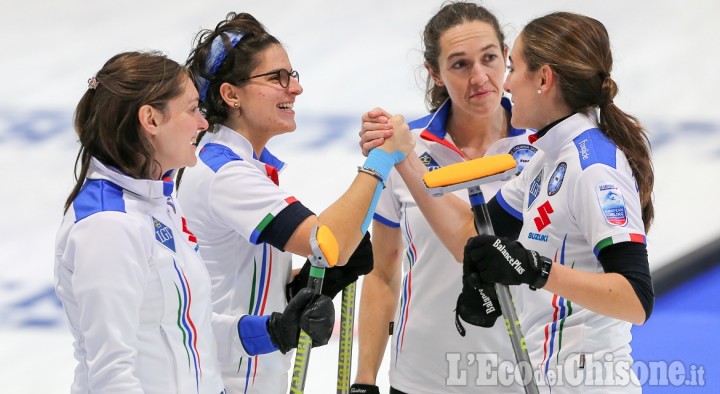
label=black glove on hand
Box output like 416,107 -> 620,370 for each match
267,288 -> 335,354
299,290 -> 335,347
455,272 -> 503,335
464,235 -> 552,290
349,383 -> 380,394
287,232 -> 374,300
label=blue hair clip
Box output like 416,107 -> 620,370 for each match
197,30 -> 245,102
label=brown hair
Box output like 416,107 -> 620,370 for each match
521,12 -> 654,231
185,12 -> 280,131
177,12 -> 280,189
423,1 -> 505,111
65,51 -> 189,213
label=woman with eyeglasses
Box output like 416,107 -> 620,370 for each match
176,12 -> 415,393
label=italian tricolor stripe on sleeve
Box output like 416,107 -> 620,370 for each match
249,196 -> 299,244
593,233 -> 646,257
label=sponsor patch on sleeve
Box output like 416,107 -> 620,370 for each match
595,183 -> 627,226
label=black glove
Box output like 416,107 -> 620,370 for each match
299,290 -> 335,347
349,383 -> 380,394
287,232 -> 374,300
267,288 -> 335,354
464,235 -> 552,290
455,272 -> 503,335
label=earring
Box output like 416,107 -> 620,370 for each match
233,102 -> 239,108
537,89 -> 542,95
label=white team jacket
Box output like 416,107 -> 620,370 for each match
177,125 -> 295,394
55,158 -> 248,394
497,112 -> 645,393
374,98 -> 534,394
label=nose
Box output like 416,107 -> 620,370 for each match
197,112 -> 209,130
288,76 -> 303,95
469,63 -> 489,85
503,75 -> 511,94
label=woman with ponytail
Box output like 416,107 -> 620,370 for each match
365,11 -> 654,392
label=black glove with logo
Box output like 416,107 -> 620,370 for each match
267,288 -> 335,354
287,232 -> 374,300
455,270 -> 503,335
349,383 -> 380,394
464,235 -> 552,290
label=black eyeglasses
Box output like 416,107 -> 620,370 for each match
239,69 -> 299,88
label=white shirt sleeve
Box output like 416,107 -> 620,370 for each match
208,160 -> 296,243
63,212 -> 151,393
571,159 -> 646,255
211,312 -> 250,363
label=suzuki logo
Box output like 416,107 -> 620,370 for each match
534,201 -> 554,231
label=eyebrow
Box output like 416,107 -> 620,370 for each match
447,43 -> 498,60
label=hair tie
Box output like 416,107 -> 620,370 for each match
87,77 -> 99,90
196,30 -> 245,102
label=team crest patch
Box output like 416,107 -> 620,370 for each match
527,168 -> 544,210
419,152 -> 441,171
509,144 -> 537,174
547,162 -> 567,196
153,217 -> 176,252
596,183 -> 627,226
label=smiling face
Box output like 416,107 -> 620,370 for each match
233,44 -> 302,138
150,76 -> 208,174
428,20 -> 507,118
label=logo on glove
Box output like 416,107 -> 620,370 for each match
478,288 -> 496,315
492,238 -> 525,275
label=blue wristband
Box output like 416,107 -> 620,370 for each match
237,315 -> 277,355
363,149 -> 405,181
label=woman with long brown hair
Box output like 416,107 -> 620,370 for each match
55,51 -> 334,393
366,11 -> 654,393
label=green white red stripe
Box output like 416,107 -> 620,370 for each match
593,233 -> 645,257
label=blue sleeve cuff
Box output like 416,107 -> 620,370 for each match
373,213 -> 400,228
237,315 -> 278,355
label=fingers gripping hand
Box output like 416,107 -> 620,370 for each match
463,235 -> 552,289
359,107 -> 394,157
378,115 -> 415,158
